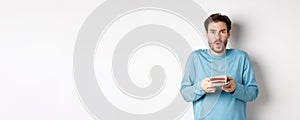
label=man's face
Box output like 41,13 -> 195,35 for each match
206,21 -> 230,54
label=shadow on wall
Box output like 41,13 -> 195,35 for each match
229,23 -> 242,49
230,23 -> 270,120
247,59 -> 269,120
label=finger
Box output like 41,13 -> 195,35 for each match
223,86 -> 235,93
207,90 -> 216,93
222,82 -> 231,88
207,86 -> 216,89
222,85 -> 231,91
205,78 -> 211,82
221,87 -> 228,92
227,76 -> 233,81
225,85 -> 231,88
207,87 -> 216,93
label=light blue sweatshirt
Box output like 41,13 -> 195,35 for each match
180,49 -> 259,120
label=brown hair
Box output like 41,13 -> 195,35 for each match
204,13 -> 232,32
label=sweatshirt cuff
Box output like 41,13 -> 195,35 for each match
194,82 -> 205,95
231,82 -> 244,99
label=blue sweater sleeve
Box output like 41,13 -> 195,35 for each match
180,52 -> 206,102
232,53 -> 259,102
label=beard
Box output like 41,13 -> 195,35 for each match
208,39 -> 228,53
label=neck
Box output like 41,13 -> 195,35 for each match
210,49 -> 226,56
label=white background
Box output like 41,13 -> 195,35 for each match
1,0 -> 300,120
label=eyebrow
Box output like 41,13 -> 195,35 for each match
220,29 -> 227,31
209,28 -> 227,31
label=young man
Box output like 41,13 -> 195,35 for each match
180,13 -> 259,120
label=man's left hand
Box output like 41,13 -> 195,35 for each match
221,76 -> 236,93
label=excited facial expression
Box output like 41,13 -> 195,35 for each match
206,21 -> 230,54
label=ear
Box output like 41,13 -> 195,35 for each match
227,30 -> 231,39
204,30 -> 208,38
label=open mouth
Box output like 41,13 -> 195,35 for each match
214,40 -> 222,46
214,42 -> 223,48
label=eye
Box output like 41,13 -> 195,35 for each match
221,31 -> 227,34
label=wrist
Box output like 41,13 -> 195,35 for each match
230,88 -> 236,94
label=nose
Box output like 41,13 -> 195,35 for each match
214,32 -> 221,40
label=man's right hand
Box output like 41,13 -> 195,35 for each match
201,78 -> 216,93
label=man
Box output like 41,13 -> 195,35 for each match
180,13 -> 259,120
